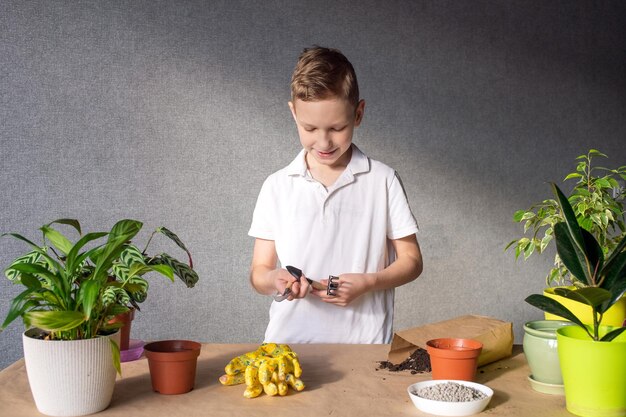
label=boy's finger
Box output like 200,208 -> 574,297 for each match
291,281 -> 301,297
309,289 -> 324,297
297,279 -> 310,297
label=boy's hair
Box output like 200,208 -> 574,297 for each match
290,46 -> 359,106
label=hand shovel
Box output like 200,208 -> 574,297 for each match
272,266 -> 326,302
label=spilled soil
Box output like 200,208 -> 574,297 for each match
376,347 -> 431,374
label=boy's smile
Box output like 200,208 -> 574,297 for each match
289,97 -> 365,174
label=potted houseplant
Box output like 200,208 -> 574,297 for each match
1,218 -> 199,416
525,183 -> 626,417
107,225 -> 199,351
507,149 -> 626,325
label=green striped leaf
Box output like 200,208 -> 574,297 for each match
157,227 -> 194,268
102,286 -> 130,307
150,254 -> 198,288
120,245 -> 146,267
24,310 -> 85,332
5,250 -> 42,281
92,220 -> 142,282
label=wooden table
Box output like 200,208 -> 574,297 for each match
0,344 -> 570,416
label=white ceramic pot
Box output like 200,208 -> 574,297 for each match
22,328 -> 120,417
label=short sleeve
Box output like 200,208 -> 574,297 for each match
387,171 -> 419,240
248,177 -> 276,240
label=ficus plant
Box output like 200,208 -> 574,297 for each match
525,184 -> 626,342
506,150 -> 626,287
1,219 -> 199,372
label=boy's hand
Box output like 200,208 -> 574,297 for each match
270,268 -> 310,301
310,273 -> 376,307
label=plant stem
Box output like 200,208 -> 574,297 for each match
142,231 -> 157,255
593,307 -> 599,341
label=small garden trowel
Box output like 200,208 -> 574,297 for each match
272,265 -> 328,302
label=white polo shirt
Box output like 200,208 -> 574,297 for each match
249,144 -> 418,344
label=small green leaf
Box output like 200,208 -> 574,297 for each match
10,263 -> 67,297
144,264 -> 174,281
564,173 -> 583,181
78,280 -> 101,319
65,232 -> 108,274
525,294 -> 588,332
47,219 -> 82,235
19,273 -> 42,290
40,225 -> 73,255
523,241 -> 536,260
595,178 -> 612,188
1,287 -> 37,329
601,327 -> 626,342
504,239 -> 517,251
513,210 -> 526,222
540,234 -> 553,252
109,338 -> 122,375
553,287 -> 611,309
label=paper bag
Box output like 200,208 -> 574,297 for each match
388,315 -> 513,367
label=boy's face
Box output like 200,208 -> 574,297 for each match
289,97 -> 365,170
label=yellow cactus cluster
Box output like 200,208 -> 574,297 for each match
219,343 -> 305,398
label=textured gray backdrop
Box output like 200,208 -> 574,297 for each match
1,0 -> 625,369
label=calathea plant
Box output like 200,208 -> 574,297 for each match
525,184 -> 626,341
506,150 -> 626,287
1,219 -> 199,371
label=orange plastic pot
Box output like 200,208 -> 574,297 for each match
426,338 -> 483,381
144,340 -> 201,395
108,308 -> 135,351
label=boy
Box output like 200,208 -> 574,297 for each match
248,46 -> 423,344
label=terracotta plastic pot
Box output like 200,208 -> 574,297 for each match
426,338 -> 483,381
143,340 -> 201,395
108,308 -> 135,351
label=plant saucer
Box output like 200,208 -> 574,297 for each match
527,375 -> 564,396
121,339 -> 145,362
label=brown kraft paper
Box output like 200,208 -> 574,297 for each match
388,315 -> 514,367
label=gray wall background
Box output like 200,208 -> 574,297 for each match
1,0 -> 625,369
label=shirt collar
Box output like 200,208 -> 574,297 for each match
285,144 -> 370,177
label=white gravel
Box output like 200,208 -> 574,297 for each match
415,382 -> 487,402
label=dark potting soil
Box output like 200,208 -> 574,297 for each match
376,347 -> 431,374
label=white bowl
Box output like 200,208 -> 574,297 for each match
407,380 -> 494,416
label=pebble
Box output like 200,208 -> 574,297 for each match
415,382 -> 487,402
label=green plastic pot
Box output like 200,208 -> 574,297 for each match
557,325 -> 626,417
523,320 -> 572,386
